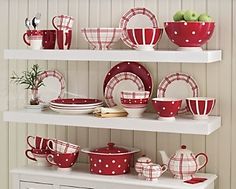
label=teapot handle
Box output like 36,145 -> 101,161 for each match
161,164 -> 168,174
195,152 -> 208,170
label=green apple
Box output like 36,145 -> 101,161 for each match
198,13 -> 213,22
173,11 -> 185,21
184,10 -> 199,21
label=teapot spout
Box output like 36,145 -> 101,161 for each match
159,150 -> 170,165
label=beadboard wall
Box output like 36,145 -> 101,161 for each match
0,0 -> 235,189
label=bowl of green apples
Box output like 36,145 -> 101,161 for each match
164,10 -> 215,51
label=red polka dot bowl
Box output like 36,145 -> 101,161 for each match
127,28 -> 163,51
152,98 -> 182,121
186,97 -> 216,120
164,22 -> 215,51
81,142 -> 140,175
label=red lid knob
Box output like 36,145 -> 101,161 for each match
181,145 -> 187,149
108,142 -> 115,149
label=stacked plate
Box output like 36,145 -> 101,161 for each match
49,98 -> 103,114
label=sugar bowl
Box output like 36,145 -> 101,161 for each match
135,155 -> 152,176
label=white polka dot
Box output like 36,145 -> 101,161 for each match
66,159 -> 68,161
163,107 -> 166,110
112,171 -> 115,174
117,66 -> 119,69
91,169 -> 93,172
178,107 -> 180,109
94,163 -> 97,167
99,170 -> 102,173
208,31 -> 211,35
105,164 -> 109,167
112,160 -> 116,163
172,101 -> 174,104
71,163 -> 73,165
118,150 -> 121,152
157,112 -> 160,114
174,31 -> 178,35
184,22 -> 188,26
192,31 -> 196,35
124,159 -> 127,162
74,153 -> 76,156
108,73 -> 111,75
166,23 -> 168,26
98,159 -> 102,163
171,39 -> 175,42
118,165 -> 121,168
128,164 -> 130,167
59,163 -> 61,166
128,62 -> 130,64
198,39 -> 202,42
90,158 -> 93,161
134,100 -> 136,103
123,170 -> 126,173
202,22 -> 206,25
185,39 -> 189,43
170,112 -> 173,115
57,154 -> 59,156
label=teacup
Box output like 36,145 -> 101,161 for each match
27,135 -> 50,150
42,30 -> 56,49
56,30 -> 72,49
47,139 -> 80,154
46,151 -> 79,170
23,30 -> 43,50
25,148 -> 51,167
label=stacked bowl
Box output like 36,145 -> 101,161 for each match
120,91 -> 150,118
49,98 -> 103,114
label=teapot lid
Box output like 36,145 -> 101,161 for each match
175,145 -> 193,156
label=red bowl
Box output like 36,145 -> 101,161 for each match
121,98 -> 148,108
164,22 -> 215,50
152,98 -> 182,120
186,97 -> 216,119
127,28 -> 163,50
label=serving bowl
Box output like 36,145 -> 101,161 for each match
152,98 -> 182,120
121,90 -> 150,99
164,21 -> 215,51
127,28 -> 163,51
186,97 -> 216,119
81,28 -> 122,50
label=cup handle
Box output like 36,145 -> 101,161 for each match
23,33 -> 30,46
196,152 -> 208,170
161,164 -> 168,174
52,16 -> 59,30
46,154 -> 56,165
27,136 -> 35,149
47,139 -> 54,152
25,149 -> 36,161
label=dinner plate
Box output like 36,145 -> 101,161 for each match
50,98 -> 103,107
104,72 -> 145,107
37,70 -> 65,104
49,104 -> 102,110
157,72 -> 199,114
103,62 -> 153,99
50,106 -> 95,114
119,7 -> 158,48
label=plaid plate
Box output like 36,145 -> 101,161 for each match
81,28 -> 122,50
157,72 -> 199,114
104,72 -> 145,107
119,8 -> 158,48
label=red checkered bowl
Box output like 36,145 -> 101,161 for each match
127,28 -> 163,51
186,97 -> 216,120
47,139 -> 80,154
152,98 -> 182,120
120,90 -> 150,99
120,98 -> 149,109
81,28 -> 122,50
164,22 -> 215,51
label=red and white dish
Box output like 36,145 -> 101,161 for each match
103,62 -> 153,107
186,97 -> 216,119
50,98 -> 103,107
119,8 -> 158,49
50,106 -> 97,114
47,139 -> 80,154
104,72 -> 145,107
121,91 -> 150,99
37,70 -> 65,104
81,28 -> 122,50
157,73 -> 199,114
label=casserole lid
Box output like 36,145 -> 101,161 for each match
92,142 -> 129,154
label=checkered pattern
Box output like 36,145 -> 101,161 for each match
48,139 -> 80,154
37,70 -> 66,103
157,72 -> 199,114
104,72 -> 145,107
52,15 -> 74,31
119,8 -> 158,48
121,91 -> 150,99
81,28 -> 122,50
143,164 -> 167,181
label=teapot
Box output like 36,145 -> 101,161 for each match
159,145 -> 208,180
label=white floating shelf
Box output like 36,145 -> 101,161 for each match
4,49 -> 222,63
11,164 -> 217,189
4,110 -> 221,135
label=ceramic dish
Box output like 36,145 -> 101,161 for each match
50,98 -> 103,107
37,70 -> 65,104
157,72 -> 199,114
104,72 -> 145,107
103,61 -> 153,107
119,7 -> 158,49
50,106 -> 97,114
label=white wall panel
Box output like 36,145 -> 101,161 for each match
0,0 -> 235,189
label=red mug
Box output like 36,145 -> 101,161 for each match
25,148 -> 51,166
27,135 -> 51,150
56,30 -> 72,49
23,30 -> 43,50
46,151 -> 79,169
42,30 -> 56,49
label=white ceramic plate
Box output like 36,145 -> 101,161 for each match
104,72 -> 145,107
157,72 -> 199,114
50,106 -> 95,114
37,70 -> 66,104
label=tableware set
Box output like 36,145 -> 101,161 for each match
24,14 -> 74,50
